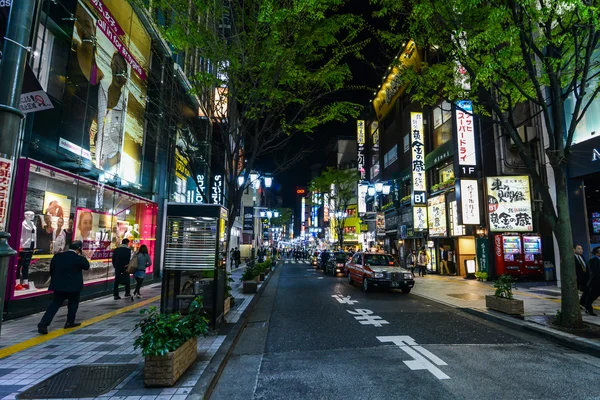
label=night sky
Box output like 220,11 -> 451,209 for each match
258,0 -> 392,209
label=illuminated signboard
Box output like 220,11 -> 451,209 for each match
458,179 -> 480,225
357,120 -> 366,180
296,188 -> 306,195
487,176 -> 533,232
455,100 -> 477,176
413,206 -> 428,231
323,193 -> 329,222
427,194 -> 447,237
211,175 -> 223,205
449,200 -> 465,236
410,112 -> 427,205
358,184 -> 368,214
357,120 -> 366,144
301,197 -> 306,223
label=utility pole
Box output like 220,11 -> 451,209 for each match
0,0 -> 37,335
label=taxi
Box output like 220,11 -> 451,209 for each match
346,252 -> 415,293
311,251 -> 321,267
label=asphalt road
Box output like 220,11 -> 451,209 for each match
210,259 -> 600,400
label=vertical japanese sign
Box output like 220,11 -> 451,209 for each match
358,184 -> 368,214
486,176 -> 533,232
301,197 -> 306,223
459,179 -> 480,225
455,101 -> 476,171
243,206 -> 254,233
449,201 -> 465,236
323,193 -> 329,222
376,212 -> 385,235
413,206 -> 428,231
0,158 -> 12,231
410,112 -> 427,205
357,120 -> 366,180
476,237 -> 489,273
211,175 -> 223,205
427,194 -> 447,237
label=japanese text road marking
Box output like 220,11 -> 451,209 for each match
377,335 -> 450,380
347,309 -> 389,327
332,294 -> 358,305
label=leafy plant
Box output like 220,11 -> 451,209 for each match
493,275 -> 515,299
431,183 -> 440,192
401,195 -> 411,203
225,272 -> 234,299
241,266 -> 257,282
380,202 -> 395,211
133,297 -> 209,356
474,271 -> 488,281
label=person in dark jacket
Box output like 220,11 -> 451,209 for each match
574,244 -> 589,308
132,244 -> 152,300
37,241 -> 90,334
112,238 -> 132,299
585,246 -> 600,316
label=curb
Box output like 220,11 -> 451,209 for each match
413,291 -> 600,358
189,261 -> 281,400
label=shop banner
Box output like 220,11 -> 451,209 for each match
376,212 -> 385,236
243,206 -> 254,233
455,100 -> 476,167
358,184 -> 368,214
96,19 -> 147,81
74,208 -> 118,259
427,194 -> 447,237
0,158 -> 12,231
487,176 -> 533,232
410,112 -> 427,205
89,0 -> 125,35
413,206 -> 427,231
458,179 -> 481,225
476,237 -> 489,273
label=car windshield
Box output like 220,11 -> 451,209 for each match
335,253 -> 348,262
365,254 -> 396,266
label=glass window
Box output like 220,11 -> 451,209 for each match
438,164 -> 454,183
365,254 -> 395,266
32,23 -> 54,92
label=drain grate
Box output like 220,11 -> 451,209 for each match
17,364 -> 136,399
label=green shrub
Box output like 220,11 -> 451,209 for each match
241,265 -> 257,281
133,297 -> 209,356
474,271 -> 488,281
494,274 -> 515,299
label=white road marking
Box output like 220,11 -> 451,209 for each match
377,335 -> 450,380
318,277 -> 324,280
347,309 -> 389,327
332,294 -> 359,305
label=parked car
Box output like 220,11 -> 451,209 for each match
346,252 -> 415,293
326,251 -> 350,276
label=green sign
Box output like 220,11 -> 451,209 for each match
476,237 -> 489,273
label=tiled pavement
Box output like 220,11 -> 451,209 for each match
0,265 -> 270,400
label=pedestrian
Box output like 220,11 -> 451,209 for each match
132,244 -> 152,300
234,248 -> 241,267
407,250 -> 416,274
574,244 -> 589,308
585,246 -> 600,316
440,246 -> 450,275
112,238 -> 132,299
37,241 -> 90,334
417,247 -> 429,277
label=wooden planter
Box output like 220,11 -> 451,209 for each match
485,295 -> 524,315
224,297 -> 231,315
243,280 -> 258,294
144,337 -> 197,387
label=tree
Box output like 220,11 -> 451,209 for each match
310,167 -> 358,249
374,0 -> 600,327
146,0 -> 367,245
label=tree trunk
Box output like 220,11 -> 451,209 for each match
553,165 -> 582,328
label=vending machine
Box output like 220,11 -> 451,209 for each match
522,234 -> 543,277
494,234 -> 523,276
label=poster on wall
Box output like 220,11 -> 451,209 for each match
413,206 -> 428,231
376,212 -> 385,235
59,0 -> 151,184
487,176 -> 533,232
74,208 -> 118,259
43,192 -> 72,219
427,194 -> 447,237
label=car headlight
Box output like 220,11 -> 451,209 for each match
374,273 -> 384,278
404,273 -> 413,279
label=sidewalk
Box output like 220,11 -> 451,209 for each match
412,274 -> 600,351
0,265 -> 267,400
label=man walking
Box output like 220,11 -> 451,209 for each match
38,241 -> 90,334
234,248 -> 241,268
112,238 -> 132,299
574,244 -> 589,308
585,246 -> 600,316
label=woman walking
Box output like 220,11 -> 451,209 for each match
132,244 -> 152,300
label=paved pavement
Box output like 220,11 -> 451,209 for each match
210,260 -> 600,399
0,264 -> 271,400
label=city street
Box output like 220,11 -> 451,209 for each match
211,260 -> 600,400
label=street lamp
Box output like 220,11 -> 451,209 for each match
267,211 -> 273,218
273,211 -> 280,218
382,184 -> 391,195
367,186 -> 376,196
260,211 -> 266,217
237,176 -> 245,186
264,175 -> 273,188
375,182 -> 384,193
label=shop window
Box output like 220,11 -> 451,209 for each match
12,161 -> 157,298
433,118 -> 452,149
437,163 -> 454,184
32,23 -> 54,92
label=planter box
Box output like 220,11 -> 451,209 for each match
243,280 -> 258,294
259,272 -> 266,281
144,337 -> 197,387
224,297 -> 231,315
485,295 -> 524,315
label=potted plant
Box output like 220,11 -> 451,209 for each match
255,262 -> 267,281
134,297 -> 209,387
474,271 -> 488,281
485,275 -> 524,315
241,266 -> 258,293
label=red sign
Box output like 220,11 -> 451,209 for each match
296,188 -> 306,195
0,158 -> 12,231
89,0 -> 125,36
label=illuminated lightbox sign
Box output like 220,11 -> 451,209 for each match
410,112 -> 427,205
358,184 -> 368,214
487,176 -> 533,232
413,206 -> 428,231
427,194 -> 447,237
211,175 -> 223,205
459,179 -> 480,225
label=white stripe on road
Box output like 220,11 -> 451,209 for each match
377,335 -> 450,380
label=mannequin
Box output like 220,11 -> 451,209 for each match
17,211 -> 36,290
131,224 -> 140,239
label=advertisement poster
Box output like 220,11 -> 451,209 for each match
376,212 -> 385,235
60,0 -> 151,184
0,158 -> 12,231
427,194 -> 447,237
74,207 -> 118,259
487,176 -> 533,232
43,192 -> 72,219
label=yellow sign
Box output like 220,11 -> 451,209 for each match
373,40 -> 421,120
357,120 -> 366,144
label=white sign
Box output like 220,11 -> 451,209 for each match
211,174 -> 223,205
455,101 -> 476,166
487,176 -> 533,232
377,336 -> 450,380
460,179 -> 480,225
20,90 -> 54,114
59,137 -> 91,160
413,205 -> 428,231
301,197 -> 306,222
427,194 -> 447,237
410,112 -> 427,204
347,309 -> 389,327
450,201 -> 465,236
357,120 -> 366,144
358,184 -> 368,214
